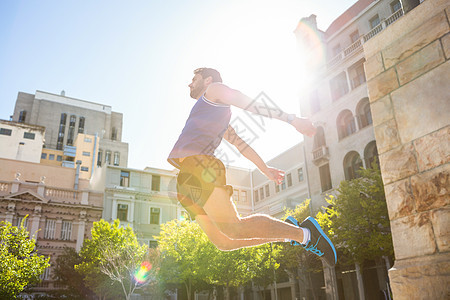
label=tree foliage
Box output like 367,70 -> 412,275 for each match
75,219 -> 148,300
0,219 -> 49,299
316,164 -> 393,265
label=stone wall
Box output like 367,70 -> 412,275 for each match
363,0 -> 450,299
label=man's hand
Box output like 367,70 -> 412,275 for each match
291,117 -> 317,137
261,166 -> 285,185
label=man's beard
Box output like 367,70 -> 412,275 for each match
190,84 -> 204,99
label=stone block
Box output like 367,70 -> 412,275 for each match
414,126 -> 450,172
374,119 -> 400,154
383,11 -> 449,69
396,40 -> 445,85
411,164 -> 450,212
430,208 -> 450,252
390,212 -> 436,259
391,61 -> 450,144
370,95 -> 393,127
442,33 -> 450,59
389,253 -> 450,300
367,68 -> 399,102
384,179 -> 416,221
379,143 -> 418,184
364,52 -> 384,81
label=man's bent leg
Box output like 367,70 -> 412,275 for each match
195,215 -> 284,250
202,187 -> 305,242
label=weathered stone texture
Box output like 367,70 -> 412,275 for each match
366,67 -> 399,102
374,119 -> 400,154
414,126 -> 450,171
389,254 -> 450,300
364,52 -> 385,82
391,212 -> 436,259
411,164 -> 450,212
370,95 -> 393,127
383,12 -> 449,69
430,208 -> 450,252
396,40 -> 445,85
442,33 -> 450,59
379,143 -> 417,184
384,179 -> 416,221
391,61 -> 450,144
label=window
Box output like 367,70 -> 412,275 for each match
113,152 -> 120,166
67,115 -> 76,146
117,204 -> 128,221
350,61 -> 366,89
41,153 -> 47,159
337,110 -> 357,140
105,151 -> 111,165
40,266 -> 51,280
330,72 -> 349,101
44,219 -> 56,239
309,90 -> 320,114
81,166 -> 89,172
357,99 -> 373,128
60,221 -> 72,240
18,110 -> 27,123
364,141 -> 380,169
49,154 -> 55,160
149,240 -> 158,248
391,0 -> 401,13
281,179 -> 286,190
82,151 -> 90,157
0,128 -> 12,136
120,171 -> 130,187
84,137 -> 92,143
150,207 -> 160,225
240,191 -> 247,203
97,150 -> 103,167
23,132 -> 35,139
344,152 -> 363,180
16,216 -> 28,228
152,175 -> 161,191
265,184 -> 270,197
350,30 -> 360,43
254,190 -> 259,202
275,184 -> 280,193
78,117 -> 85,133
259,188 -> 264,200
233,189 -> 240,202
57,155 -> 62,162
319,164 -> 332,192
287,174 -> 292,187
314,126 -> 326,149
111,127 -> 117,141
298,168 -> 304,182
57,113 -> 67,150
370,15 -> 381,29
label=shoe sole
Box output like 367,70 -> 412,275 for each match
305,216 -> 337,265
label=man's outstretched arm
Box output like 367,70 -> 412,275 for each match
223,125 -> 285,184
205,83 -> 316,137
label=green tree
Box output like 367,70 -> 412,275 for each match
316,164 -> 393,265
0,219 -> 50,299
156,219 -> 212,300
75,219 -> 148,300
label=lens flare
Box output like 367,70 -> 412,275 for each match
134,261 -> 152,284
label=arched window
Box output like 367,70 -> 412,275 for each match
313,126 -> 326,149
364,141 -> 379,169
343,151 -> 363,180
337,110 -> 356,140
356,98 -> 372,128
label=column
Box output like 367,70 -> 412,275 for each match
322,262 -> 338,300
76,210 -> 87,251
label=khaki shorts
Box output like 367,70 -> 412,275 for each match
176,155 -> 233,220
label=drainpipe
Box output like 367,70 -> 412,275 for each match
91,133 -> 98,179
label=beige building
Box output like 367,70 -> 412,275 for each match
0,120 -> 45,163
12,90 -> 129,168
0,158 -> 103,295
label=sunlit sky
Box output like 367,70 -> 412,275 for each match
0,0 -> 357,171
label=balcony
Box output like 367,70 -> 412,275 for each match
327,8 -> 404,69
312,146 -> 329,165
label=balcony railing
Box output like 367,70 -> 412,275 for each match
327,8 -> 404,69
312,146 -> 329,163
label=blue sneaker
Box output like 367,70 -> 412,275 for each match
286,216 -> 337,266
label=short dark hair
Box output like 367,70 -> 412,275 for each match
194,67 -> 222,83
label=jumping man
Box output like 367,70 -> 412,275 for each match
168,68 -> 337,266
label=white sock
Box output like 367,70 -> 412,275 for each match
301,227 -> 311,245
